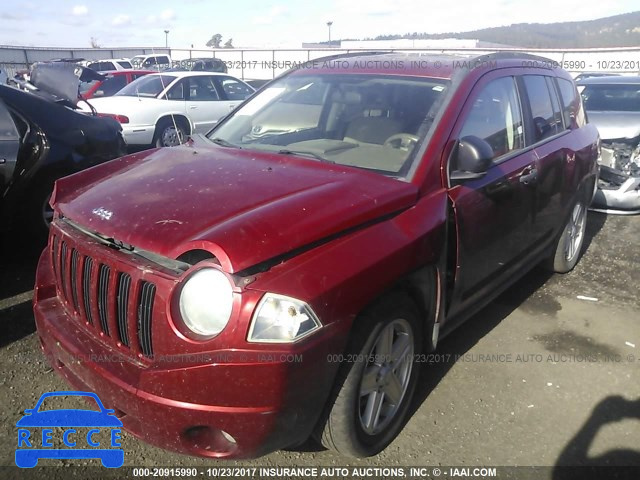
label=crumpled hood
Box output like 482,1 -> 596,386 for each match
52,140 -> 418,273
586,111 -> 640,141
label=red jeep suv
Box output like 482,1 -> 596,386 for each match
33,52 -> 598,458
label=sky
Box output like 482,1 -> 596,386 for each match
0,0 -> 638,49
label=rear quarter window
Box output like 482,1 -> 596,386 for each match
557,78 -> 586,128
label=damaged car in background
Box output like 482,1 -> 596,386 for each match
577,75 -> 640,214
1,62 -> 125,237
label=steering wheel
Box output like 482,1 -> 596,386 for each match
384,133 -> 420,151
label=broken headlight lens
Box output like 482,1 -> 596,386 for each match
248,293 -> 321,343
179,268 -> 233,337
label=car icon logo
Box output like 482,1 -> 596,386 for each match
15,391 -> 123,468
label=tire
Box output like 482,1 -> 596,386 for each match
546,198 -> 587,273
154,118 -> 187,147
314,293 -> 422,457
25,177 -> 56,239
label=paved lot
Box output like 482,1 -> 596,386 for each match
0,212 -> 639,478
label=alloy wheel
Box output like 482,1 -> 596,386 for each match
564,202 -> 586,262
358,318 -> 414,435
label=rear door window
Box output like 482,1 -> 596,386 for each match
522,75 -> 560,143
545,77 -> 564,133
188,76 -> 220,101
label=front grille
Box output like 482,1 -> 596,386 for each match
51,234 -> 156,357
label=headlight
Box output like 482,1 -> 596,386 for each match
179,268 -> 233,337
248,293 -> 321,343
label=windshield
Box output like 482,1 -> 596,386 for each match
207,73 -> 449,178
116,74 -> 176,98
581,84 -> 640,112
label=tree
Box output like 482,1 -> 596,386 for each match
206,34 -> 223,49
90,37 -> 101,48
223,38 -> 234,48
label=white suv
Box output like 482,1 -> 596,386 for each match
86,58 -> 133,72
130,54 -> 172,71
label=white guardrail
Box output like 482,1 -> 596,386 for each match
1,45 -> 640,80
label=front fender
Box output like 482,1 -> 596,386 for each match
246,189 -> 448,335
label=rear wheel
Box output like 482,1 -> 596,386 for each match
154,118 -> 187,147
315,293 -> 421,457
547,199 -> 587,273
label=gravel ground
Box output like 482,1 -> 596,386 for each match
0,212 -> 638,480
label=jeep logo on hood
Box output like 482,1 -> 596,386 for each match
92,207 -> 113,220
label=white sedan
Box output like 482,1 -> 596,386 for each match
81,71 -> 254,147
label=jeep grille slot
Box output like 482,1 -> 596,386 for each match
60,241 -> 69,303
51,235 -> 59,277
70,249 -> 80,313
97,264 -> 111,335
137,281 -> 155,357
82,257 -> 94,325
116,273 -> 131,346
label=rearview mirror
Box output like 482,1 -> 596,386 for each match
450,135 -> 494,181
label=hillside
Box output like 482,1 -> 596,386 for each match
371,11 -> 640,48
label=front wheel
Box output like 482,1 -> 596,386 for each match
547,199 -> 587,273
315,293 -> 421,457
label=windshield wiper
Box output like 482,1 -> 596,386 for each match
210,137 -> 241,149
277,149 -> 333,163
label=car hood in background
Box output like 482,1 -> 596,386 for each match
586,111 -> 640,141
52,140 -> 418,273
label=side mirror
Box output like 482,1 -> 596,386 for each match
450,135 -> 494,181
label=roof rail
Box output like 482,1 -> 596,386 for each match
473,51 -> 553,63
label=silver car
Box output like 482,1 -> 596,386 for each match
577,75 -> 640,214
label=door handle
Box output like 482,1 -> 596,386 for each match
229,104 -> 237,110
519,165 -> 538,185
189,105 -> 198,109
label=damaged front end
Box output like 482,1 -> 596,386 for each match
592,137 -> 640,214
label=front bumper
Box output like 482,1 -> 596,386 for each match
33,245 -> 335,458
590,166 -> 640,215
